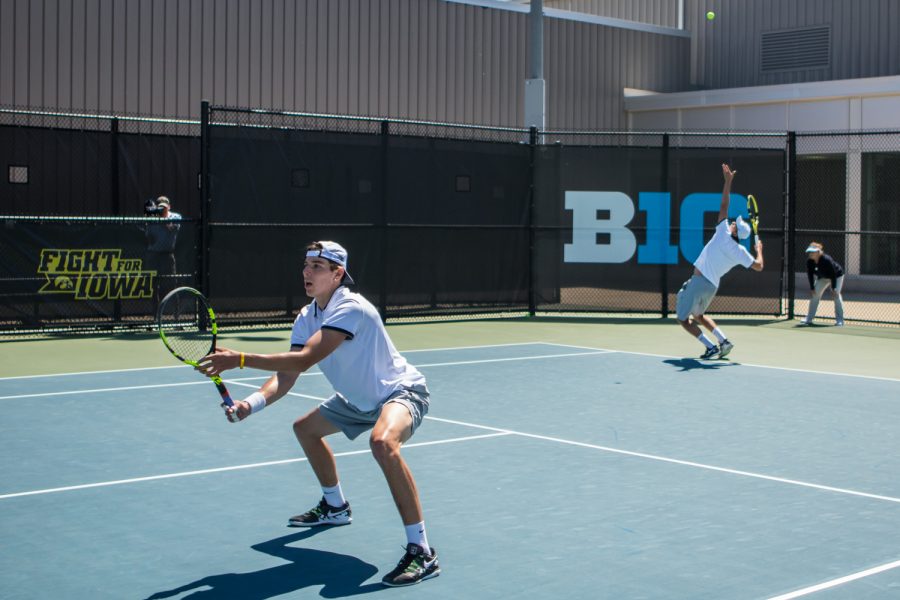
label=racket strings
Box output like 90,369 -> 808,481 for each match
158,293 -> 214,362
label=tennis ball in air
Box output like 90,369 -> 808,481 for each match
706,11 -> 716,20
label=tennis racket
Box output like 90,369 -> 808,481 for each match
747,194 -> 760,247
157,286 -> 237,421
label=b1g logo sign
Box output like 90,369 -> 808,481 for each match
564,191 -> 752,265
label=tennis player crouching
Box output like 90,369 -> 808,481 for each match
198,241 -> 439,587
675,164 -> 765,359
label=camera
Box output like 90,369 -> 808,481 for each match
144,198 -> 165,216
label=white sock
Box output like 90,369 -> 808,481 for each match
322,483 -> 346,508
697,333 -> 716,349
405,521 -> 430,554
712,327 -> 727,343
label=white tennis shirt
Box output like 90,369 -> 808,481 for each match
290,286 -> 427,412
693,219 -> 755,288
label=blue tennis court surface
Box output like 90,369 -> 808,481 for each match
2,342 -> 899,599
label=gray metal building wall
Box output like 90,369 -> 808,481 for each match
545,0 -> 681,27
689,0 -> 900,89
0,0 -> 690,130
545,14 -> 688,129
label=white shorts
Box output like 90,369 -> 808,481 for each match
675,275 -> 717,321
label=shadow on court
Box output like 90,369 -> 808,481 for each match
144,530 -> 382,600
663,358 -> 739,372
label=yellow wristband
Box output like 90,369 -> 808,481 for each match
240,353 -> 245,369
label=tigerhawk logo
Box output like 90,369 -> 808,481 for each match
37,249 -> 155,299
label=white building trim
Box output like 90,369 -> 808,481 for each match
624,75 -> 900,132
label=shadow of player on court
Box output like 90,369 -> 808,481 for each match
663,357 -> 739,372
144,529 -> 382,600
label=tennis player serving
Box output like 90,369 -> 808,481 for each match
198,241 -> 440,587
675,164 -> 764,359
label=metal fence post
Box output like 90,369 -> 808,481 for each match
110,117 -> 120,216
661,133 -> 670,318
110,117 -> 122,324
528,126 -> 538,316
787,131 -> 797,320
379,120 -> 390,321
200,101 -> 211,297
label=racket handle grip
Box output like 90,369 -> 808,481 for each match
212,378 -> 234,407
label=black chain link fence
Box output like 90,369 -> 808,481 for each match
792,131 -> 900,326
1,104 -> 898,334
0,108 -> 201,332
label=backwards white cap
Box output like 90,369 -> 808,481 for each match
306,241 -> 354,284
735,216 -> 751,240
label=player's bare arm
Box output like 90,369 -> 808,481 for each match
225,368 -> 301,421
750,240 -> 764,271
718,163 -> 736,222
199,327 -> 346,376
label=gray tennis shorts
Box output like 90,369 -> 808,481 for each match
318,385 -> 430,441
675,274 -> 718,321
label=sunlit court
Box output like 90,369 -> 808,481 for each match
2,323 -> 900,598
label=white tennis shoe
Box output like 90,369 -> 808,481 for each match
288,497 -> 352,527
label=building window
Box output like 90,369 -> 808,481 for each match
9,165 -> 28,184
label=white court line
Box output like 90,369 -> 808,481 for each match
540,342 -> 900,383
0,431 -> 511,500
228,389 -> 900,507
0,350 -> 610,401
0,342 -> 553,381
0,364 -> 184,380
415,350 -> 611,368
6,353 -> 900,505
431,414 -> 900,505
767,558 -> 900,600
0,375 -> 274,401
508,430 -> 900,505
5,339 -> 896,383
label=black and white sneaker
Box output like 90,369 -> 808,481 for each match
717,340 -> 734,358
700,345 -> 719,360
381,543 -> 441,587
288,497 -> 352,527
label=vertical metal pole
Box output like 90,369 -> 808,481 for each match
110,117 -> 121,324
528,126 -> 537,316
378,120 -> 390,322
787,131 -> 797,320
200,100 -> 211,297
529,0 -> 543,80
661,133 -> 670,318
110,117 -> 120,216
524,0 -> 545,132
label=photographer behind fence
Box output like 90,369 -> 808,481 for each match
144,195 -> 182,300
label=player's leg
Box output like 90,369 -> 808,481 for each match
696,314 -> 733,357
832,275 -> 845,325
695,313 -> 717,331
372,396 -> 440,586
806,278 -> 828,324
370,401 -> 423,527
679,315 -> 718,358
678,316 -> 702,336
289,408 -> 351,527
677,278 -> 719,357
293,407 -> 342,486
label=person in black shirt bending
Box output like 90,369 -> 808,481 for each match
803,241 -> 845,326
